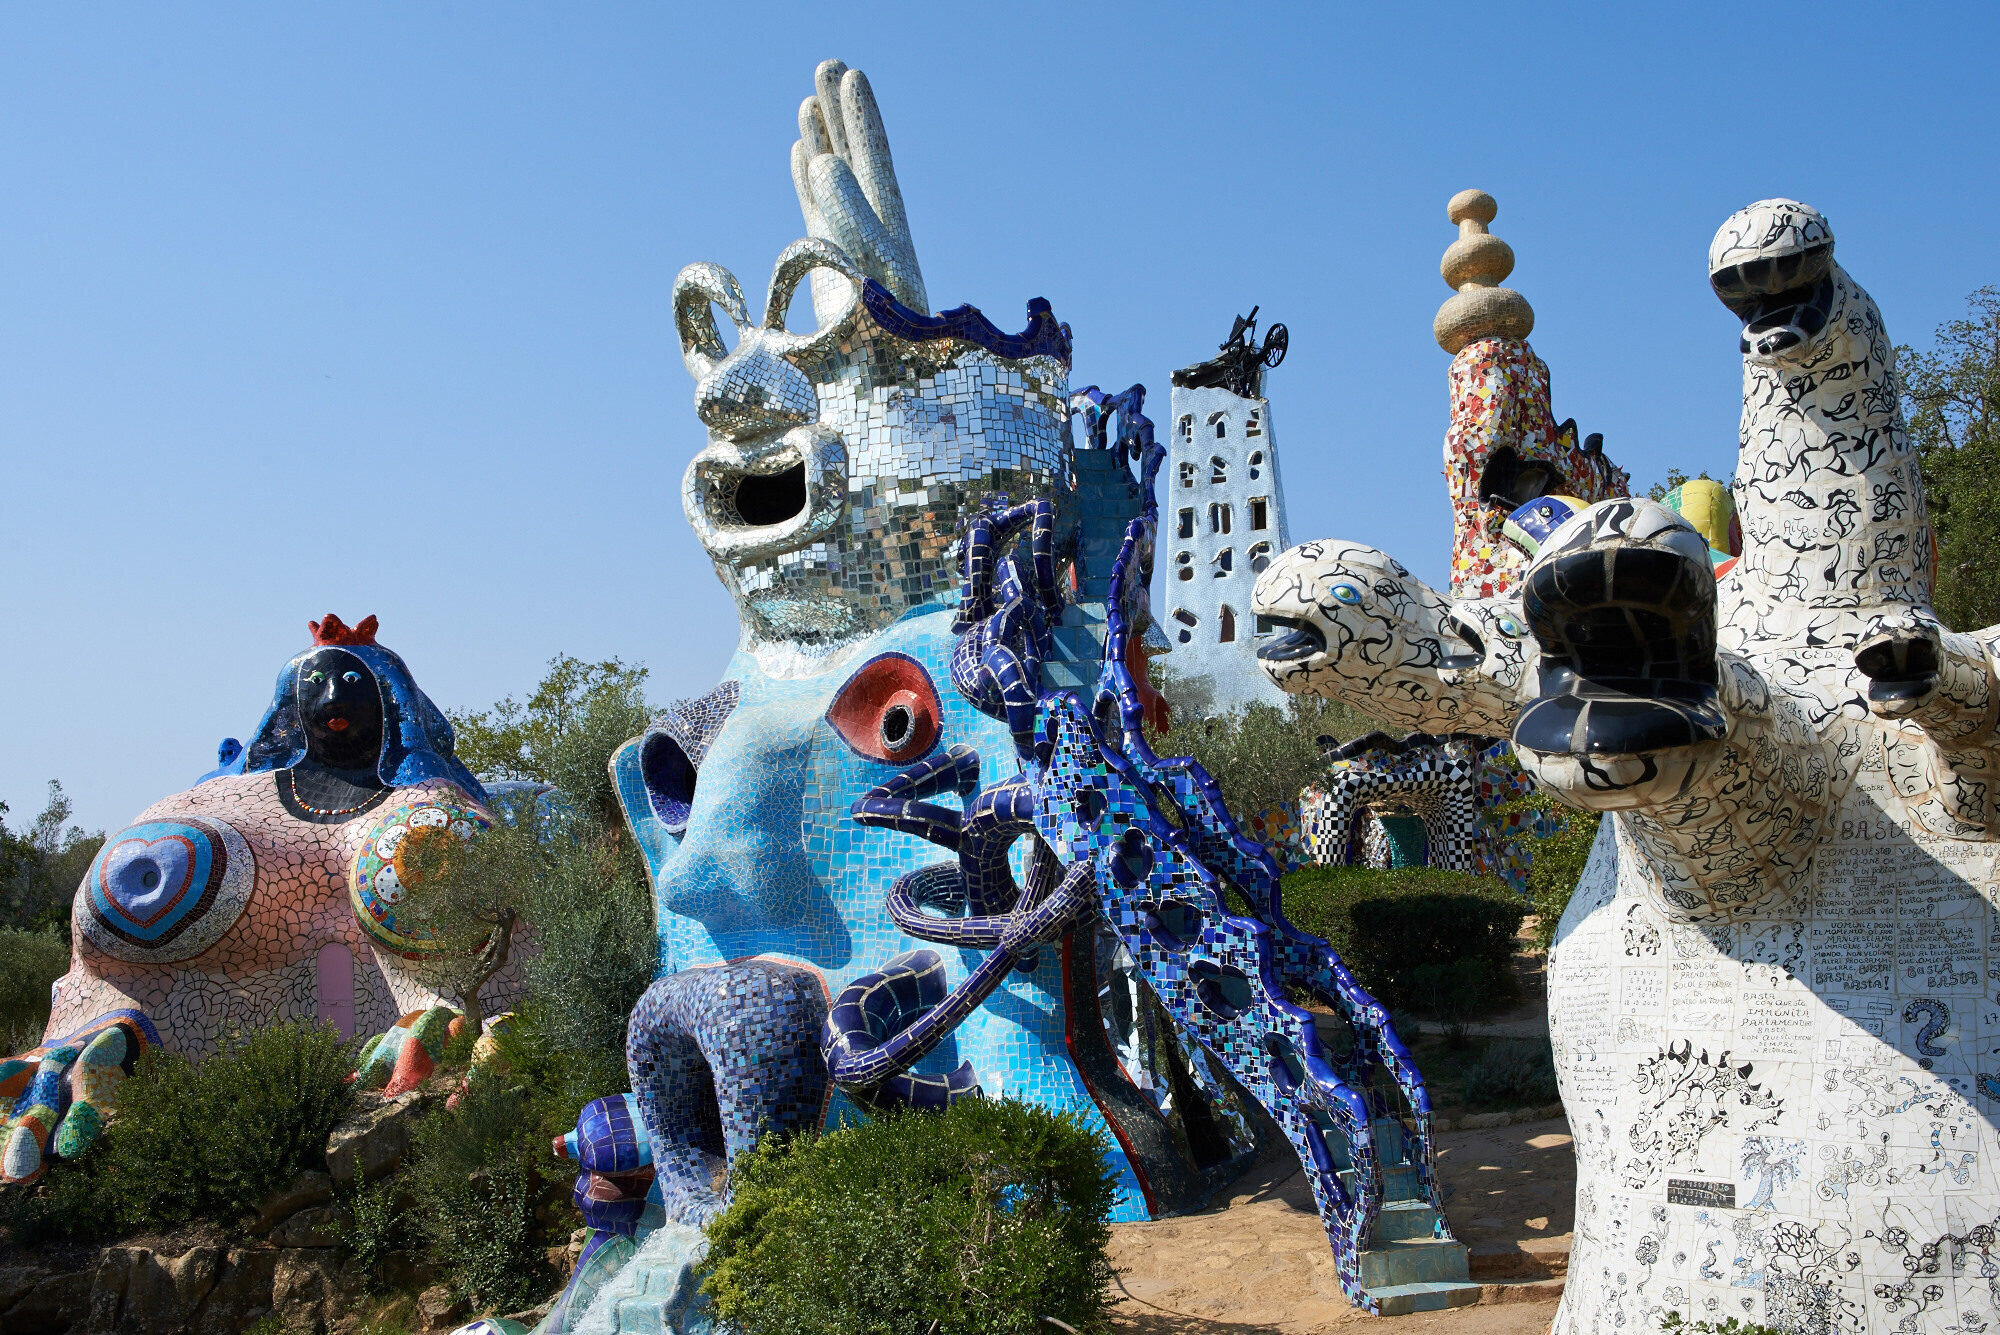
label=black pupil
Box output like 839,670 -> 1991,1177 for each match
140,867 -> 160,889
881,705 -> 912,748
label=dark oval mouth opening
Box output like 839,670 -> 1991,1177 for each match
1478,447 -> 1567,511
1254,614 -> 1327,662
1709,244 -> 1832,309
1441,614 -> 1485,670
729,462 -> 808,527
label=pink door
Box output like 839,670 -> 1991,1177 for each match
316,942 -> 356,1039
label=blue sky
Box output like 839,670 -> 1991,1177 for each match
3,3 -> 1995,834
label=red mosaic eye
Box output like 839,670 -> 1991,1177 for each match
827,653 -> 941,763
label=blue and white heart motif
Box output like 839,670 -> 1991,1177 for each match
100,832 -> 197,924
78,816 -> 254,962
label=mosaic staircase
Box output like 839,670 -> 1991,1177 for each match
559,1219 -> 714,1335
1347,1114 -> 1480,1316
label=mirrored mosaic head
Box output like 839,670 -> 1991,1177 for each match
673,63 -> 1072,669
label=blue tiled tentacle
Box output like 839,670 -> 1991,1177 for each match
818,861 -> 1098,1109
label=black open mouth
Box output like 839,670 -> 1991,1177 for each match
1478,447 -> 1568,511
1441,615 -> 1485,671
728,461 -> 808,527
1711,246 -> 1836,356
1254,614 -> 1326,662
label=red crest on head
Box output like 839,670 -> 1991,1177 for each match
309,614 -> 380,647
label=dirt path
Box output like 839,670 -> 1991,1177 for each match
1107,1117 -> 1574,1333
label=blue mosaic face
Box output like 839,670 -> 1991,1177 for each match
646,613 -> 993,962
615,611 -> 1127,1163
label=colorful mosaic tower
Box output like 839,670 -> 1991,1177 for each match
1435,189 -> 1627,598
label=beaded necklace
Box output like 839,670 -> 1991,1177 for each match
284,767 -> 380,817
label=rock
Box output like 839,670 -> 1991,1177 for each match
3,1271 -> 90,1334
247,1169 -> 336,1234
418,1282 -> 468,1325
192,1247 -> 280,1335
90,1244 -> 222,1333
271,1204 -> 341,1248
269,1246 -> 351,1331
2,1237 -> 358,1334
382,1250 -> 440,1295
502,1299 -> 555,1326
326,1091 -> 429,1190
0,1264 -> 45,1311
1478,1276 -> 1565,1305
1457,1111 -> 1512,1130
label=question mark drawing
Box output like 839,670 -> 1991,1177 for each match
1905,998 -> 1949,1070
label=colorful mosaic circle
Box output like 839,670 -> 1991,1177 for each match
349,797 -> 488,958
77,816 -> 255,963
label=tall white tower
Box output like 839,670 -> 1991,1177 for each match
1160,311 -> 1293,712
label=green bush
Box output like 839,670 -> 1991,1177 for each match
449,654 -> 657,1069
329,1176 -> 408,1291
1660,1317 -> 1784,1335
1144,667 -> 1381,820
103,1020 -> 354,1229
1279,866 -> 1525,1017
1462,1038 -> 1559,1109
1,1141 -> 119,1244
401,1076 -> 554,1312
1517,797 -> 1601,953
0,927 -> 69,1053
702,1098 -> 1117,1335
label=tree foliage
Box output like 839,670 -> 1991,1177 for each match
1144,668 -> 1380,819
1644,467 -> 1716,502
450,656 -> 652,829
0,780 -> 102,933
431,655 -> 658,1064
0,928 -> 71,1054
1903,285 -> 2000,632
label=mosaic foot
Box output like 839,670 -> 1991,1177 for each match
0,1013 -> 149,1184
352,1005 -> 467,1096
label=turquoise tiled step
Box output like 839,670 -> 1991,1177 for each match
1341,1162 -> 1421,1202
613,1296 -> 670,1335
1369,1279 -> 1484,1316
1372,1198 -> 1443,1242
1359,1238 -> 1472,1289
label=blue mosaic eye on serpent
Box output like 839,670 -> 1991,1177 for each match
1329,583 -> 1362,605
1498,615 -> 1524,637
343,671 -> 361,684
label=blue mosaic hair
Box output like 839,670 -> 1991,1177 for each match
860,278 -> 1073,367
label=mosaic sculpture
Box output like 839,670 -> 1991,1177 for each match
1162,311 -> 1296,711
555,63 -> 1471,1327
1298,732 -> 1562,893
556,63 -> 1251,1333
1662,475 -> 1743,576
1260,192 -> 2000,1333
818,390 -> 1476,1312
1434,189 -> 1628,598
0,615 -> 513,1185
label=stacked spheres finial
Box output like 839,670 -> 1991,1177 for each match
1432,188 -> 1534,355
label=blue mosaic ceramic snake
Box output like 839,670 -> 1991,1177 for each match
823,386 -> 1446,1310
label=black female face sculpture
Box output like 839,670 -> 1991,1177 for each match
296,648 -> 385,774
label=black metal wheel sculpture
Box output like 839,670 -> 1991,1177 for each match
1172,308 -> 1290,399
